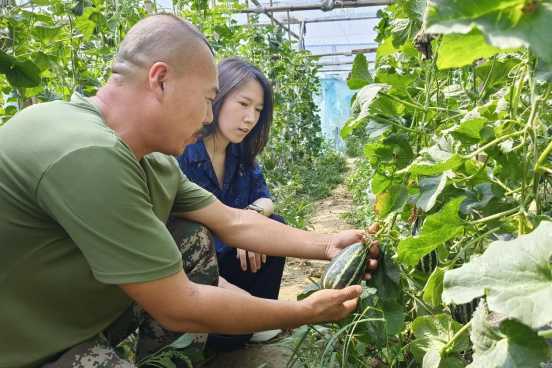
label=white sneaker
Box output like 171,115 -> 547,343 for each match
249,329 -> 282,342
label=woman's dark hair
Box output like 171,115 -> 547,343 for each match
203,57 -> 274,166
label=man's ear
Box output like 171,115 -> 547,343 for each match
149,62 -> 169,102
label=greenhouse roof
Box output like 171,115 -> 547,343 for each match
154,0 -> 385,77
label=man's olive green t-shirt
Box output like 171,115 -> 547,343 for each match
0,94 -> 216,368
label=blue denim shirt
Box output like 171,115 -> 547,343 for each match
177,139 -> 271,256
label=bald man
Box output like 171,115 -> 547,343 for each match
0,14 -> 378,368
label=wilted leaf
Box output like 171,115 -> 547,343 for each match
374,185 -> 409,218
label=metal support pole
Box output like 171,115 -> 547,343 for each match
298,21 -> 306,51
301,47 -> 377,58
249,0 -> 299,39
239,1 -> 391,14
287,11 -> 291,41
270,0 -> 273,25
255,15 -> 378,26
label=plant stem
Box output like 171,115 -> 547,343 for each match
451,227 -> 500,264
468,208 -> 519,225
440,321 -> 472,355
464,131 -> 525,159
538,329 -> 552,339
379,91 -> 426,112
365,114 -> 420,134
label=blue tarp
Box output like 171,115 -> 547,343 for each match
314,76 -> 355,151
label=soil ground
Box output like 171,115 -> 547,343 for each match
204,159 -> 357,368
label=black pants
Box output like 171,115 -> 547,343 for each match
205,214 -> 286,352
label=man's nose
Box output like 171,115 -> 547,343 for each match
203,105 -> 214,125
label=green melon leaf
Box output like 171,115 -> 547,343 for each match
371,172 -> 394,195
5,58 -> 42,88
437,29 -> 508,69
367,252 -> 401,300
407,153 -> 463,177
347,53 -> 373,90
427,0 -> 525,26
383,133 -> 414,169
340,84 -> 390,139
75,16 -> 96,41
447,117 -> 486,146
427,1 -> 552,63
0,49 -> 15,74
365,120 -> 391,138
397,197 -> 466,266
379,298 -> 405,336
535,58 -> 552,83
411,314 -> 470,363
470,318 -> 551,368
443,221 -> 552,329
374,185 -> 408,219
417,173 -> 448,212
423,266 -> 447,307
31,24 -> 65,45
375,72 -> 415,97
422,348 -> 441,368
477,58 -> 521,91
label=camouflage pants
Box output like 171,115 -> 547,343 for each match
41,219 -> 219,368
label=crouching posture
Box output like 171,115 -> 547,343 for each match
0,14 -> 378,368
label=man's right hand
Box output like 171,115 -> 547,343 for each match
300,285 -> 363,324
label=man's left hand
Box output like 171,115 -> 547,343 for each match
325,223 -> 380,280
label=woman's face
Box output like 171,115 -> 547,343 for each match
216,79 -> 265,144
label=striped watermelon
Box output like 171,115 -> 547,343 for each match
319,242 -> 368,289
416,249 -> 438,273
450,297 -> 481,325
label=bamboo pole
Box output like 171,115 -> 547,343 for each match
239,0 -> 391,14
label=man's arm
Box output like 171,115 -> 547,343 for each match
119,269 -> 362,334
173,199 -> 337,260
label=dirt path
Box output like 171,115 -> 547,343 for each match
205,159 -> 356,368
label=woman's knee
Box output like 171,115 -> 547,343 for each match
269,213 -> 286,225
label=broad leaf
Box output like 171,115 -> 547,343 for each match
367,252 -> 401,300
340,84 -> 390,139
423,266 -> 447,307
371,172 -> 395,195
411,314 -> 470,363
375,72 -> 415,97
364,143 -> 394,167
397,197 -> 466,266
383,133 -> 414,169
31,24 -> 65,45
427,0 -> 525,25
407,154 -> 463,177
446,117 -> 486,146
391,18 -> 419,48
347,53 -> 373,90
368,298 -> 406,336
417,173 -> 448,212
374,185 -> 408,218
427,1 -> 552,63
535,58 -> 552,83
443,221 -> 552,329
470,300 -> 502,359
75,16 -> 96,41
469,319 -> 551,368
5,59 -> 42,88
437,29 -> 507,69
477,59 -> 520,91
365,120 -> 391,138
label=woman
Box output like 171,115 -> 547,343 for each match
177,57 -> 286,352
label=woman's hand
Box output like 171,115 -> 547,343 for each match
236,248 -> 267,273
325,223 -> 380,280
